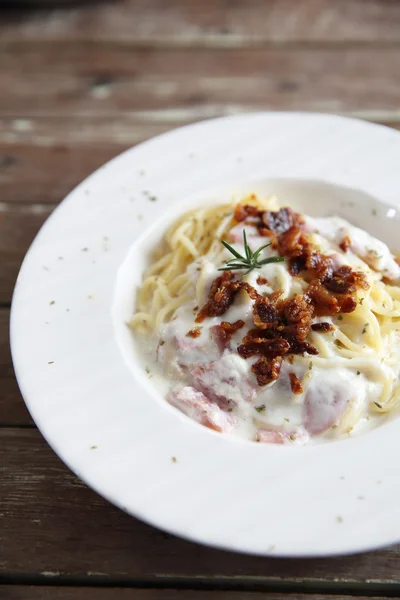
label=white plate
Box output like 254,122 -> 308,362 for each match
10,112 -> 400,557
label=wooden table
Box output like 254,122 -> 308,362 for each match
2,1 -> 400,598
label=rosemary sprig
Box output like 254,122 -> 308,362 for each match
218,229 -> 284,276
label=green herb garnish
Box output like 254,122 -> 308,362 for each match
335,339 -> 345,348
255,404 -> 266,413
218,230 -> 284,277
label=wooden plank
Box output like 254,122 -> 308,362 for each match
2,116 -> 400,208
2,0 -> 400,45
2,428 -> 400,583
0,140 -> 125,205
0,308 -> 33,426
0,377 -> 32,426
0,205 -> 52,305
0,116 -> 176,148
0,589 -> 386,600
2,46 -> 400,116
1,114 -> 400,151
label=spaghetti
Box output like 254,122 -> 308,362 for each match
130,194 -> 400,443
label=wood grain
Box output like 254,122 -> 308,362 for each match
3,0 -> 400,45
1,117 -> 400,211
3,46 -> 400,116
0,205 -> 52,304
2,0 -> 400,593
0,139 -> 126,205
0,309 -> 33,426
1,428 -> 400,585
0,589 -> 386,600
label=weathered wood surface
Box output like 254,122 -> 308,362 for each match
0,590 -> 388,600
3,0 -> 400,596
1,427 -> 400,589
0,206 -> 53,304
1,116 -> 400,208
3,46 -> 400,116
3,0 -> 400,44
0,308 -> 33,426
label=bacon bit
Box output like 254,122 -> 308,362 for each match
283,295 -> 313,341
288,257 -> 305,276
234,204 -> 260,222
306,282 -> 356,316
278,226 -> 305,260
212,320 -> 245,352
305,281 -> 337,315
338,295 -> 358,313
326,265 -> 369,294
238,338 -> 290,359
195,271 -> 239,323
253,298 -> 279,329
186,327 -> 201,338
311,322 -> 335,332
257,227 -> 275,238
289,340 -> 319,355
306,252 -> 334,283
261,207 -> 302,234
238,280 -> 262,300
256,275 -> 269,285
221,320 -> 245,334
252,356 -> 282,386
339,236 -> 352,252
289,373 -> 303,395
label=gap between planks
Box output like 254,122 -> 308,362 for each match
1,573 -> 400,597
0,588 -> 395,600
1,111 -> 400,130
6,39 -> 400,51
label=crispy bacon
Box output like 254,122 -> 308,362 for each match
238,338 -> 290,359
253,298 -> 279,329
261,207 -> 302,234
278,226 -> 305,259
195,272 -> 239,323
256,275 -> 269,285
289,373 -> 303,395
252,356 -> 282,386
212,320 -> 245,352
306,281 -> 339,316
234,204 -> 260,222
258,227 -> 275,238
186,327 -> 201,338
289,340 -> 319,355
339,235 -> 352,252
238,281 -> 261,300
325,265 -> 369,294
311,322 -> 335,332
306,252 -> 335,282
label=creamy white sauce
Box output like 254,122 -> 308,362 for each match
305,216 -> 400,281
139,215 -> 400,445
